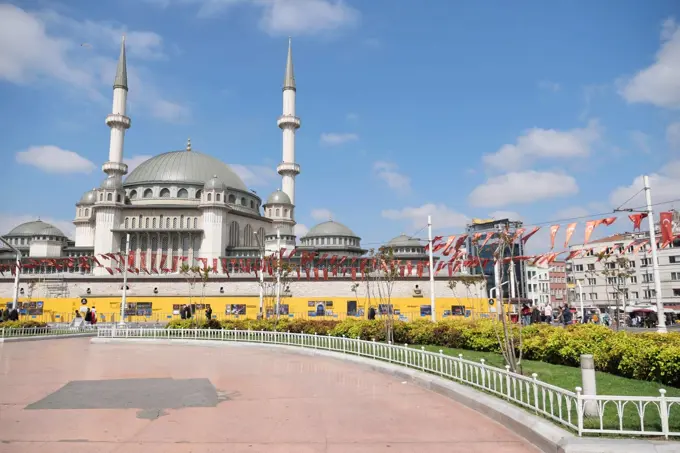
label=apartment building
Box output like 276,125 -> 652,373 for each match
567,232 -> 680,311
549,261 -> 568,305
525,262 -> 551,306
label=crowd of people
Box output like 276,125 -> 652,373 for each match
520,303 -> 611,327
0,306 -> 19,322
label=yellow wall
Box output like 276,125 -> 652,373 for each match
4,296 -> 502,323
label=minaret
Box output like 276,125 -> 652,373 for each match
276,38 -> 301,206
103,36 -> 131,182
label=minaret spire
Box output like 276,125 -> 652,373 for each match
113,36 -> 128,90
103,35 -> 131,180
277,38 -> 301,206
283,37 -> 295,91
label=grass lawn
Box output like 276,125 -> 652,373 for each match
421,344 -> 680,436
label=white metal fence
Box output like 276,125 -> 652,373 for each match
96,327 -> 679,439
1,326 -> 98,338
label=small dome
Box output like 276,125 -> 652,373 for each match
204,175 -> 226,191
304,220 -> 358,239
100,176 -> 122,190
78,189 -> 97,206
266,189 -> 291,205
7,220 -> 66,238
386,234 -> 423,248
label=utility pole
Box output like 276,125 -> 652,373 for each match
275,229 -> 281,317
254,232 -> 264,318
427,215 -> 436,321
643,175 -> 667,333
120,233 -> 130,326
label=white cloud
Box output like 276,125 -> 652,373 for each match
0,214 -> 75,239
320,132 -> 359,146
609,161 -> 680,210
294,223 -> 309,237
468,171 -> 579,208
538,80 -> 561,92
230,164 -> 278,187
0,4 -> 188,122
16,145 -> 95,174
489,211 -> 523,222
630,130 -> 651,154
381,203 -> 469,230
146,0 -> 360,36
311,208 -> 334,221
124,155 -> 153,173
619,18 -> 680,109
373,161 -> 411,193
667,122 -> 680,150
482,120 -> 601,171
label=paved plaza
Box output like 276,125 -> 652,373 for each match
0,338 -> 540,452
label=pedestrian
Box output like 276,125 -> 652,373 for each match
205,305 -> 213,320
530,305 -> 541,324
10,307 -> 19,321
84,307 -> 92,325
521,304 -> 531,325
367,306 -> 376,320
544,304 -> 553,324
90,306 -> 97,325
562,304 -> 572,326
180,305 -> 187,320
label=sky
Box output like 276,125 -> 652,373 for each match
1,0 -> 680,254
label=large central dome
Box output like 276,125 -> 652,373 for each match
124,150 -> 248,191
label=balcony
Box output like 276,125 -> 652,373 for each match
105,114 -> 131,129
277,162 -> 301,175
277,115 -> 301,129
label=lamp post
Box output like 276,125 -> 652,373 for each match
119,233 -> 130,326
643,175 -> 667,333
275,229 -> 281,317
427,215 -> 436,321
254,232 -> 264,318
576,280 -> 584,323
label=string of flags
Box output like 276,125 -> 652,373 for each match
0,212 -> 676,280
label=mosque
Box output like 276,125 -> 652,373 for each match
0,39 -> 486,321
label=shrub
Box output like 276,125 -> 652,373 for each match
1,320 -> 48,329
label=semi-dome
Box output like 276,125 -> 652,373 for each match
7,220 -> 66,238
304,220 -> 358,238
125,150 -> 248,191
100,176 -> 122,190
78,189 -> 97,205
204,175 -> 227,191
386,234 -> 423,248
265,189 -> 291,205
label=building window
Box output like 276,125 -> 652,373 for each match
672,272 -> 680,281
241,197 -> 246,206
587,263 -> 595,271
173,218 -> 177,228
284,209 -> 288,217
107,193 -> 113,201
207,193 -> 212,202
589,293 -> 598,300
142,188 -> 153,198
196,190 -> 202,199
99,193 -> 103,201
132,218 -> 136,228
243,225 -> 253,247
216,193 -> 221,202
643,289 -> 656,299
160,188 -> 170,198
166,218 -> 170,228
275,208 -> 280,216
193,218 -> 197,228
152,218 -> 156,228
587,277 -> 596,285
670,256 -> 680,264
630,276 -> 637,283
145,218 -> 149,228
250,200 -> 255,209
178,188 -> 188,199
129,190 -> 137,199
228,194 -> 236,203
642,273 -> 654,283
125,218 -> 129,229
85,208 -> 89,216
186,218 -> 191,228
673,289 -> 680,297
229,221 -> 240,247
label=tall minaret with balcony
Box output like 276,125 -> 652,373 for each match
93,37 -> 131,272
277,38 -> 301,205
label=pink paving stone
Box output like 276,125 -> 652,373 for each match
0,338 -> 541,452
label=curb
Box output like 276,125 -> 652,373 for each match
90,338 -> 680,453
1,333 -> 97,343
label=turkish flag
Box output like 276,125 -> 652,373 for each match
661,212 -> 673,244
628,213 -> 648,231
549,225 -> 560,249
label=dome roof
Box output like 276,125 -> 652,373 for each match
386,234 -> 423,248
265,189 -> 291,205
304,220 -> 358,238
204,175 -> 227,191
78,189 -> 97,205
125,150 -> 247,191
100,176 -> 122,190
7,220 -> 66,238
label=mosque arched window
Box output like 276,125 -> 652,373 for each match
132,218 -> 136,229
145,218 -> 149,228
166,218 -> 170,229
161,236 -> 169,250
85,208 -> 89,216
258,227 -> 266,244
129,190 -> 137,199
107,193 -> 113,201
125,218 -> 129,229
193,218 -> 197,228
152,218 -> 157,229
241,197 -> 246,206
177,188 -> 188,199
216,193 -> 221,202
229,221 -> 240,247
196,190 -> 202,199
284,209 -> 288,217
243,225 -> 253,247
275,208 -> 280,216
116,194 -> 121,203
207,193 -> 212,202
143,189 -> 153,198
160,188 -> 170,198
173,218 -> 177,228
186,218 -> 191,228
99,193 -> 103,201
250,200 -> 255,209
228,194 -> 236,204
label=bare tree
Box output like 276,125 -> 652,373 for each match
591,251 -> 635,329
256,254 -> 295,329
180,263 -> 200,325
448,275 -> 485,318
365,246 -> 399,342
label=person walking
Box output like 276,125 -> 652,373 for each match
544,304 -> 553,324
205,305 -> 213,320
562,304 -> 573,326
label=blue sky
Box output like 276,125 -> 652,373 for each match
1,0 -> 680,253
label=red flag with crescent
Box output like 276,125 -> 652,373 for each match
661,212 -> 673,245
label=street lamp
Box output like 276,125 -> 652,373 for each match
119,233 -> 130,326
576,280 -> 584,323
253,232 -> 265,318
0,236 -> 21,310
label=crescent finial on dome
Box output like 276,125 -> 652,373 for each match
186,138 -> 192,152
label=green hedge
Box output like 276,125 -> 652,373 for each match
165,318 -> 680,387
1,320 -> 48,329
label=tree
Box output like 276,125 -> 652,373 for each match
350,282 -> 361,316
180,263 -> 200,325
590,251 -> 635,330
256,253 -> 295,329
364,246 -> 399,342
448,275 -> 485,317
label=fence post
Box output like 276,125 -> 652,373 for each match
580,354 -> 598,417
388,341 -> 392,363
504,365 -> 511,398
575,386 -> 584,436
1,327 -> 4,339
531,373 -> 539,412
314,332 -> 317,349
372,338 -> 376,358
659,389 -> 670,439
480,359 -> 486,388
342,335 -> 346,354
420,346 -> 426,371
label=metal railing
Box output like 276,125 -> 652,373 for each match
96,327 -> 679,439
1,326 -> 99,338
